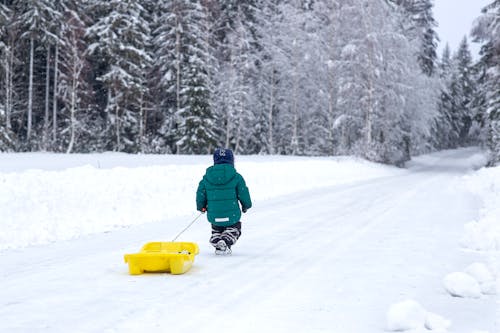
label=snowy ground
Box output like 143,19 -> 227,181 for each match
0,148 -> 498,332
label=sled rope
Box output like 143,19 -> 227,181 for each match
172,212 -> 203,242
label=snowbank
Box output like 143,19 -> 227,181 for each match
460,165 -> 500,298
443,272 -> 481,298
0,153 -> 401,251
386,299 -> 450,332
462,166 -> 500,251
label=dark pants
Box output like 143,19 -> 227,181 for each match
210,222 -> 242,248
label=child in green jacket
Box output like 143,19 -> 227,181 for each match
196,148 -> 252,255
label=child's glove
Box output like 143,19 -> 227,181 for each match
201,207 -> 207,214
242,207 -> 247,213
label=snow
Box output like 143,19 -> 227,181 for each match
424,312 -> 452,332
0,154 -> 399,251
443,272 -> 482,298
0,148 -> 498,332
465,263 -> 495,286
386,300 -> 452,332
386,300 -> 427,331
462,166 -> 500,251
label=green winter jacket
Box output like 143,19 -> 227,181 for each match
196,164 -> 252,227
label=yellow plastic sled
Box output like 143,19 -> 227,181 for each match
124,242 -> 199,275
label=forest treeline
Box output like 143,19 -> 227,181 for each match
0,0 -> 498,166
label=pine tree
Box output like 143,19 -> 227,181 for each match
87,0 -> 153,152
211,0 -> 260,153
438,37 -> 476,148
471,0 -> 500,165
307,0 -> 345,156
149,0 -> 179,153
271,1 -> 308,155
0,3 -> 15,151
57,0 -> 92,153
435,44 -> 456,149
153,0 -> 215,154
12,0 -> 60,148
454,37 -> 476,145
387,0 -> 439,76
252,0 -> 288,154
0,0 -> 464,164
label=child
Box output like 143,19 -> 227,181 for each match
196,148 -> 252,255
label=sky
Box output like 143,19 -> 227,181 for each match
433,0 -> 490,59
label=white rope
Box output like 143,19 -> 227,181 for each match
171,212 -> 203,242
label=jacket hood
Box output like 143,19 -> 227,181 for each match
204,164 -> 237,185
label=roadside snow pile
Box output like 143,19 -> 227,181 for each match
461,166 -> 500,251
466,263 -> 497,295
386,299 -> 450,332
443,272 -> 481,298
459,165 -> 500,299
0,154 -> 401,251
443,262 -> 496,298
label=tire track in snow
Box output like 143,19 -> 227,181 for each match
175,170 -> 444,332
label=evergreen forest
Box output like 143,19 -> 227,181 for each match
0,0 -> 498,166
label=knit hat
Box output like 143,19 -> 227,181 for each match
213,148 -> 234,165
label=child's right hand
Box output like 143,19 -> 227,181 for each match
201,207 -> 207,213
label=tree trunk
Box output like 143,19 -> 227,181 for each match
66,59 -> 78,154
291,40 -> 299,155
27,37 -> 34,142
44,47 -> 51,150
52,43 -> 59,145
175,14 -> 181,154
5,43 -> 12,130
235,92 -> 244,153
225,51 -> 235,149
138,88 -> 145,153
361,0 -> 375,149
115,101 -> 120,151
268,64 -> 275,155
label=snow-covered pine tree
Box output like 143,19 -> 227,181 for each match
261,0 -> 329,156
37,1 -> 64,152
305,0 -> 344,156
0,3 -> 15,151
252,0 -> 287,155
57,0 -> 92,153
437,37 -> 476,149
387,0 -> 439,77
13,0 -> 59,148
434,44 -> 456,149
416,0 -> 439,77
273,1 -> 309,156
87,0 -> 153,152
363,0 -> 413,164
211,0 -> 260,154
471,0 -> 500,166
154,0 -> 215,154
294,1 -> 335,156
149,0 -> 178,153
453,37 -> 476,146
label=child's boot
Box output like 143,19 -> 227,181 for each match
215,240 -> 232,255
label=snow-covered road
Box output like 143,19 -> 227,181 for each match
0,149 -> 496,332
